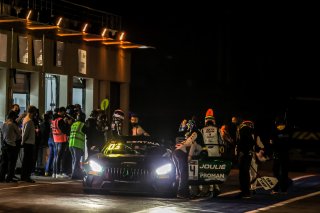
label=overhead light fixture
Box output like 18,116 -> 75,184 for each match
56,17 -> 63,27
0,19 -> 25,23
120,45 -> 154,49
82,23 -> 88,33
83,37 -> 113,42
57,32 -> 85,37
101,28 -> 107,37
27,25 -> 58,30
26,10 -> 32,21
119,32 -> 125,41
102,41 -> 131,45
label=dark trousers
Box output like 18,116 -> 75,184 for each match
69,146 -> 84,179
273,152 -> 289,192
21,143 -> 34,180
238,152 -> 252,196
0,145 -> 18,181
173,149 -> 189,196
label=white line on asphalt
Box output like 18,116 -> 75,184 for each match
291,174 -> 316,181
245,190 -> 320,213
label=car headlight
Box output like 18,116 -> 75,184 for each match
89,160 -> 103,172
155,163 -> 172,175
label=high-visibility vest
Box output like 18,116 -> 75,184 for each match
51,117 -> 67,143
69,121 -> 85,150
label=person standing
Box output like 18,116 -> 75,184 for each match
97,111 -> 109,140
220,124 -> 234,155
130,113 -> 150,136
0,111 -> 21,182
42,111 -> 55,176
229,116 -> 241,166
249,135 -> 266,194
85,110 -> 104,157
173,119 -> 203,199
199,108 -> 224,197
32,108 -> 42,175
176,119 -> 188,144
110,109 -> 124,137
236,120 -> 255,198
10,104 -> 25,126
69,114 -> 87,179
270,113 -> 291,194
21,105 -> 37,183
51,107 -> 69,178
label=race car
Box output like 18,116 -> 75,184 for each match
82,136 -> 233,196
82,136 -> 177,196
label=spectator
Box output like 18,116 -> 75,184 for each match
32,108 -> 43,175
85,110 -> 104,157
0,111 -> 21,182
130,113 -> 150,136
21,105 -> 38,183
42,111 -> 55,176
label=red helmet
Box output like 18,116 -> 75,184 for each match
205,108 -> 215,124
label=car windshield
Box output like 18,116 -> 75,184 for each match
102,137 -> 163,156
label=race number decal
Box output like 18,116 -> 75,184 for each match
188,160 -> 198,180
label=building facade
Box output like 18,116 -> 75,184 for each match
0,1 -> 134,133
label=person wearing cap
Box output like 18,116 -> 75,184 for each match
236,120 -> 255,198
130,113 -> 150,136
198,108 -> 224,197
110,109 -> 125,137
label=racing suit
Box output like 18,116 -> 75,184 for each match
173,131 -> 202,198
237,121 -> 255,198
199,124 -> 224,196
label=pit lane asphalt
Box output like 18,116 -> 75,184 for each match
0,165 -> 319,213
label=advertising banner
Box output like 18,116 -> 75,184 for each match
78,49 -> 86,74
18,36 -> 28,64
0,33 -> 7,62
56,41 -> 64,67
33,39 -> 43,66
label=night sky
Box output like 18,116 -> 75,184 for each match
71,1 -> 318,140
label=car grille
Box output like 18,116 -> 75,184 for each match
105,167 -> 150,181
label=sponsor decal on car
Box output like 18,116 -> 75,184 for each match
188,159 -> 232,182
